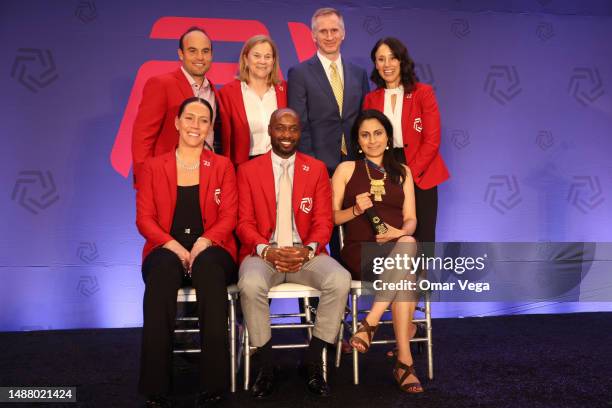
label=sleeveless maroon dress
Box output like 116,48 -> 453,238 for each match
340,160 -> 405,280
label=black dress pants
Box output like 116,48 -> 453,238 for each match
392,147 -> 438,243
413,184 -> 438,244
138,246 -> 237,396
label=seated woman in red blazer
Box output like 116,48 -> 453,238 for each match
218,34 -> 287,165
363,37 -> 449,245
136,97 -> 238,407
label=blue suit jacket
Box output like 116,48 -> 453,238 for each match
288,55 -> 369,175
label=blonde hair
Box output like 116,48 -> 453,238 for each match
238,35 -> 281,86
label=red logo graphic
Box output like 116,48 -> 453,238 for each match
110,17 -> 316,178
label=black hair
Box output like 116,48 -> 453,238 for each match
351,109 -> 406,185
370,37 -> 418,93
177,97 -> 213,119
178,26 -> 212,51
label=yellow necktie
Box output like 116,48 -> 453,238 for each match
275,160 -> 293,247
330,62 -> 347,156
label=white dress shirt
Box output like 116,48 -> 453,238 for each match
317,51 -> 344,87
241,81 -> 277,156
384,86 -> 404,148
181,66 -> 216,149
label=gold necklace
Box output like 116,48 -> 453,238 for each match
364,160 -> 386,201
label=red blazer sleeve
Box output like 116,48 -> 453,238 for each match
236,165 -> 269,249
408,86 -> 441,181
303,163 -> 333,252
132,76 -> 167,187
217,88 -> 232,160
362,92 -> 374,110
203,159 -> 237,245
135,159 -> 173,248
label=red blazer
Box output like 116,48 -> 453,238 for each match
136,149 -> 237,262
218,79 -> 287,165
131,68 -> 219,188
236,151 -> 332,263
363,83 -> 450,189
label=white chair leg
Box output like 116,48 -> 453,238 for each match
229,297 -> 236,393
351,293 -> 359,385
322,347 -> 328,382
303,297 -> 313,340
335,319 -> 343,368
425,293 -> 434,380
244,324 -> 250,391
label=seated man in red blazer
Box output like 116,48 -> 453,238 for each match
237,108 -> 351,399
131,26 -> 218,189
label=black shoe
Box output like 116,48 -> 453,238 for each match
144,394 -> 173,408
304,361 -> 331,397
195,391 -> 224,407
250,365 -> 275,399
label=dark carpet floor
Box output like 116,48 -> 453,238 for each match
1,312 -> 612,408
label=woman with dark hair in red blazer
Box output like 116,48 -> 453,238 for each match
136,97 -> 238,408
218,35 -> 287,165
363,37 -> 449,359
364,37 -> 449,245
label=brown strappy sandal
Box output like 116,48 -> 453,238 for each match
349,319 -> 378,353
393,359 -> 424,394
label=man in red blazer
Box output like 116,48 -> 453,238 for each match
236,108 -> 351,399
131,27 -> 219,188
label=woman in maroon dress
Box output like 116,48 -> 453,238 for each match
331,109 -> 423,393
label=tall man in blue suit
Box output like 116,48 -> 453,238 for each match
288,7 -> 370,176
288,8 -> 369,335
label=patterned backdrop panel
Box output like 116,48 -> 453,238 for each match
1,0 -> 611,330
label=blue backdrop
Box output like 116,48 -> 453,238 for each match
1,0 -> 611,331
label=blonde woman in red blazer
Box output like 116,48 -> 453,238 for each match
218,35 -> 287,166
363,37 -> 449,245
136,97 -> 237,407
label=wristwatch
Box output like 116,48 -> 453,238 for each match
307,247 -> 315,261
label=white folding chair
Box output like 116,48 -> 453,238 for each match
334,226 -> 434,384
242,282 -> 340,390
174,284 -> 240,393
